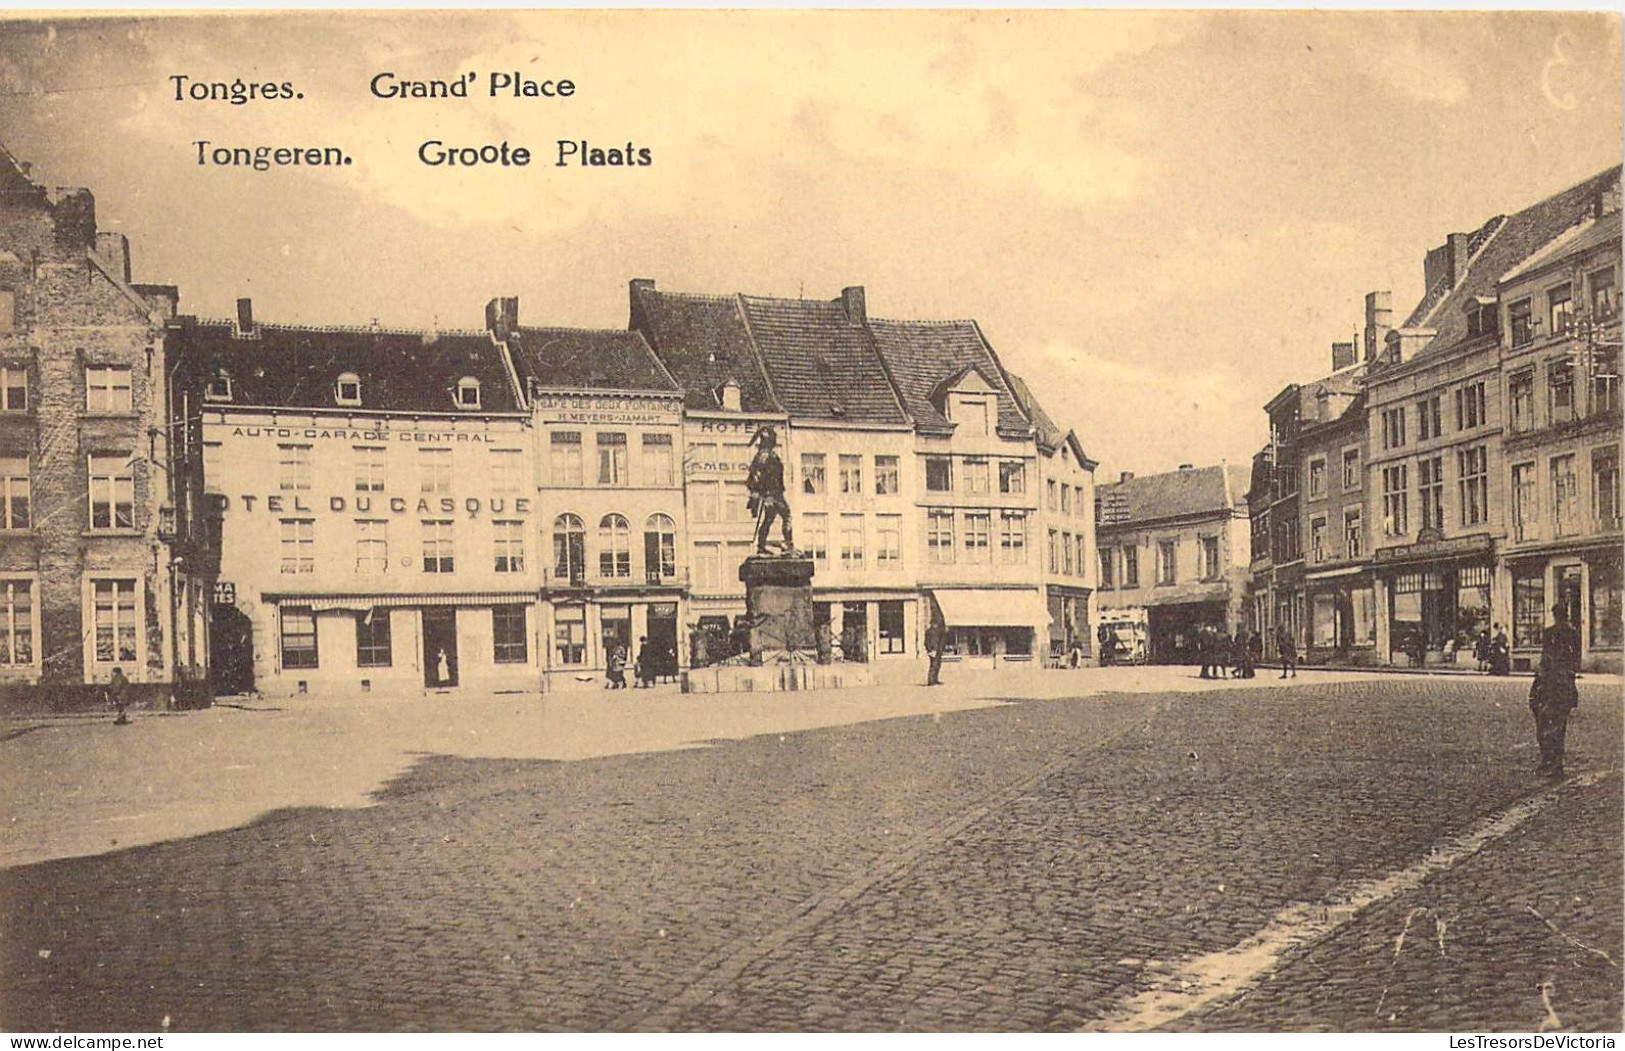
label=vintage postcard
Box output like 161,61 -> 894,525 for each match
0,7 -> 1621,1038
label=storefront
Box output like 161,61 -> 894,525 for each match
1507,543 -> 1622,673
928,587 -> 1043,667
1303,567 -> 1378,664
1373,534 -> 1495,666
1046,584 -> 1093,661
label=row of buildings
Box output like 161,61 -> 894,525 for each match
0,145 -> 1099,702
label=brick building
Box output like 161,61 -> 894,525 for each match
0,146 -> 210,707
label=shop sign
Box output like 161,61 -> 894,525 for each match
1374,533 -> 1493,565
533,392 -> 682,426
219,424 -> 503,444
213,581 -> 236,605
219,494 -> 531,518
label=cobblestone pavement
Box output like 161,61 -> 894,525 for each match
1,677 -> 1619,1032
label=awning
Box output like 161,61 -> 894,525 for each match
266,591 -> 534,613
930,588 -> 1047,628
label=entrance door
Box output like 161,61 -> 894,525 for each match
841,601 -> 868,662
647,602 -> 679,680
422,608 -> 458,687
1557,565 -> 1584,635
209,604 -> 255,695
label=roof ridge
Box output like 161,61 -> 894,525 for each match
869,316 -> 979,328
193,317 -> 488,339
518,323 -> 642,337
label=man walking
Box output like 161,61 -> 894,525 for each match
1275,623 -> 1297,679
1097,621 -> 1113,667
1530,604 -> 1581,780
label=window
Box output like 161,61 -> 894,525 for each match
1455,381 -> 1487,430
924,457 -> 951,493
355,519 -> 388,573
1506,370 -> 1534,434
550,432 -> 583,487
419,448 -> 452,494
1,365 -> 26,411
1344,508 -> 1363,559
554,604 -> 586,666
203,370 -> 231,403
1157,540 -> 1177,585
1046,480 -> 1058,511
1381,407 -> 1407,450
1122,545 -> 1139,587
999,511 -> 1027,565
492,605 -> 528,664
1382,464 -> 1409,537
0,290 -> 12,332
803,513 -> 829,563
965,512 -> 991,564
456,377 -> 481,409
1061,530 -> 1074,574
489,449 -> 523,494
1098,548 -> 1115,589
1512,462 -> 1538,542
1594,446 -> 1622,530
952,459 -> 985,496
598,514 -> 631,577
1592,346 -> 1621,416
693,543 -> 721,588
552,514 -> 585,582
335,372 -> 361,406
88,454 -> 134,529
641,434 -> 674,487
1075,534 -> 1087,577
93,579 -> 140,665
596,433 -> 628,486
954,397 -> 991,436
876,515 -> 902,568
1590,560 -> 1622,649
0,578 -> 33,667
1548,283 -> 1574,336
998,460 -> 1025,495
1457,445 -> 1488,527
1048,530 -> 1059,573
1196,535 -> 1219,578
1549,361 -> 1576,426
0,457 -> 29,529
1309,518 -> 1327,564
644,514 -> 676,580
1418,456 -> 1444,531
839,514 -> 864,569
1060,484 -> 1072,515
1510,298 -> 1533,347
690,481 -> 719,523
874,455 -> 900,496
1307,458 -> 1326,499
355,608 -> 392,667
1342,448 -> 1360,490
421,520 -> 454,573
493,520 -> 525,573
1552,454 -> 1579,537
802,453 -> 826,495
1417,396 -> 1442,441
723,479 -> 750,522
279,444 -> 313,491
1513,572 -> 1545,649
279,519 -> 314,574
85,365 -> 132,413
1591,266 -> 1618,320
878,601 -> 906,655
927,511 -> 955,564
839,454 -> 863,495
352,447 -> 386,493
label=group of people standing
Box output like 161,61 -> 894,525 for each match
1471,624 -> 1514,676
604,637 -> 671,690
1193,624 -> 1269,680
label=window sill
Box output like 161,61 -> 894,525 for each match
80,412 -> 140,421
83,528 -> 143,538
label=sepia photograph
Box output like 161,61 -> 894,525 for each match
0,6 -> 1621,1037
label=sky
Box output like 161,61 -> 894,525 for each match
0,10 -> 1619,480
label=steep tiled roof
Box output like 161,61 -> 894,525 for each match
1004,372 -> 1064,448
737,294 -> 909,425
1096,463 -> 1250,527
869,319 -> 1030,434
1400,166 -> 1621,352
630,285 -> 779,413
510,326 -> 678,393
1500,209 -> 1622,285
176,319 -> 524,413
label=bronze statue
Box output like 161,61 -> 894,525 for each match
746,425 -> 793,555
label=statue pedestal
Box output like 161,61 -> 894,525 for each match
739,556 -> 816,661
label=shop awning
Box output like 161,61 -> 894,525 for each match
265,591 -> 535,612
930,589 -> 1047,628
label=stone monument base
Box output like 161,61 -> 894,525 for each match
739,555 -> 816,661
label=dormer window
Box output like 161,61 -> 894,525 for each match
456,377 -> 481,409
204,370 -> 232,402
335,372 -> 361,406
950,396 -> 991,436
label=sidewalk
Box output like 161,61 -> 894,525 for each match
0,664 -> 1575,869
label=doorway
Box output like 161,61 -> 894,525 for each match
1557,565 -> 1584,635
646,602 -> 679,680
422,607 -> 458,687
209,603 -> 255,695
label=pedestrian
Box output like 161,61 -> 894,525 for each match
1196,625 -> 1212,679
107,667 -> 131,726
1247,631 -> 1263,678
1097,621 -> 1113,667
1275,624 -> 1297,679
1236,629 -> 1255,679
925,618 -> 945,687
1474,627 -> 1492,672
605,645 -> 627,690
1490,623 -> 1512,676
633,636 -> 651,688
1068,638 -> 1083,669
1529,604 -> 1581,779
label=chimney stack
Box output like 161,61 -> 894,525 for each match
1363,291 -> 1393,362
840,285 -> 866,325
484,296 -> 519,341
717,378 -> 742,412
235,297 -> 254,336
1423,233 -> 1474,294
1331,340 -> 1357,371
1178,463 -> 1194,472
1119,471 -> 1135,483
94,232 -> 130,284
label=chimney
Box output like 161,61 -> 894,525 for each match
235,297 -> 254,336
716,378 -> 742,412
484,296 -> 519,341
1331,340 -> 1357,371
1363,290 -> 1393,362
840,285 -> 866,325
630,278 -> 655,296
1423,233 -> 1473,294
1178,463 -> 1194,472
1119,471 -> 1135,483
94,232 -> 130,283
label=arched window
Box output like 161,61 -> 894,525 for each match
455,376 -> 481,409
204,369 -> 232,402
598,513 -> 631,578
644,513 -> 676,581
552,514 -> 585,583
335,371 -> 361,406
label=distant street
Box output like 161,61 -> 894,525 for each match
1,671 -> 1620,1033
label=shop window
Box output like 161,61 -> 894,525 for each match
1351,586 -> 1376,645
1312,593 -> 1339,648
280,605 -> 318,670
0,456 -> 29,529
1457,566 -> 1492,642
1513,572 -> 1546,649
1591,560 -> 1623,649
355,608 -> 392,667
553,605 -> 586,666
492,605 -> 528,664
0,578 -> 35,667
878,601 -> 906,655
